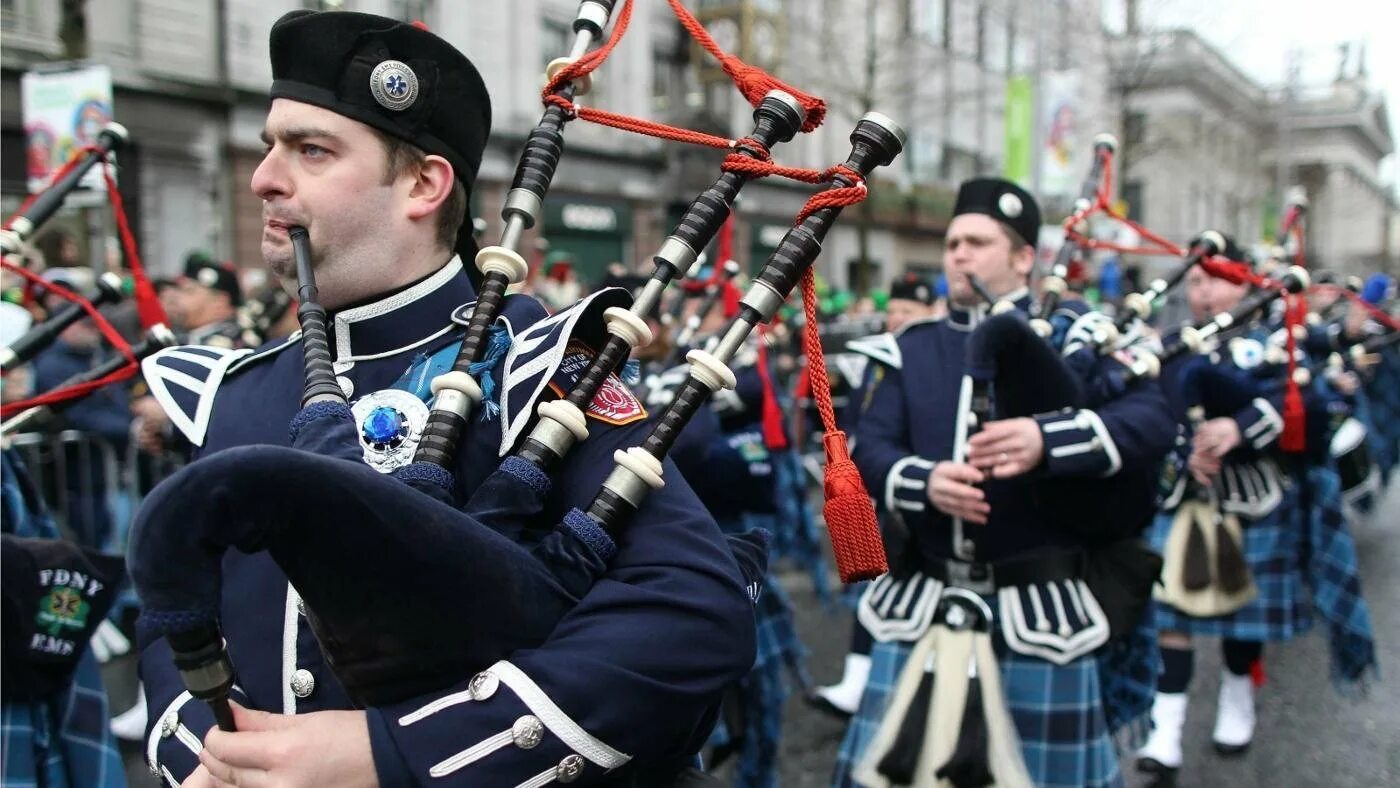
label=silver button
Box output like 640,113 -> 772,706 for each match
511,715 -> 544,749
160,711 -> 179,738
296,595 -> 307,617
469,671 -> 499,701
556,753 -> 585,783
290,668 -> 316,698
337,375 -> 354,398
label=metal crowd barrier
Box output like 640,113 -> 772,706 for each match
5,430 -> 185,553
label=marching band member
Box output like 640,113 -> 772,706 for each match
135,11 -> 755,786
1136,248 -> 1378,782
833,178 -> 1175,788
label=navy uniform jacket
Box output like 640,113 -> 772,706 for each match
688,347 -> 780,521
852,292 -> 1175,566
137,257 -> 754,786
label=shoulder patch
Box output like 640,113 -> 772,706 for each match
846,332 -> 902,370
497,287 -> 632,455
547,339 -> 647,427
141,345 -> 254,446
832,352 -> 870,389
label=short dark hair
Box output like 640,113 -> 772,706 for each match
375,130 -> 468,252
996,219 -> 1029,252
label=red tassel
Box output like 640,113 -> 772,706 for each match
715,214 -> 734,275
1251,657 -> 1267,688
755,331 -> 788,450
1279,294 -> 1307,453
798,267 -> 886,582
822,431 -> 887,582
721,281 -> 741,319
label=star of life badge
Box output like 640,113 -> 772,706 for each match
351,388 -> 430,472
369,59 -> 419,111
547,339 -> 647,426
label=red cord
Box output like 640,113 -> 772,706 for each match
665,0 -> 825,132
539,0 -> 831,189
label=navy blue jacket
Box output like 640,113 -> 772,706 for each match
136,258 -> 754,786
852,293 -> 1175,565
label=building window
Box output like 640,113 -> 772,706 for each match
542,18 -> 570,72
652,49 -> 673,113
1124,111 -> 1146,146
391,0 -> 433,24
914,0 -> 946,46
1122,181 -> 1144,221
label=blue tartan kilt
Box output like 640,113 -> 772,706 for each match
1148,488 -> 1313,642
832,635 -> 1123,788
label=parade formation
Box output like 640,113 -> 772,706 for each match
0,2 -> 1396,787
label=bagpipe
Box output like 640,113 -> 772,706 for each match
0,124 -> 127,259
128,0 -> 898,729
0,272 -> 125,372
1031,133 -> 1118,337
1,120 -> 170,422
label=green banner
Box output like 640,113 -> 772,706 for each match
1004,75 -> 1032,185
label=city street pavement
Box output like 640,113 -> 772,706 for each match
110,482 -> 1399,786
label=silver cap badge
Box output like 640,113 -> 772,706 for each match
998,192 -> 1023,219
370,60 -> 419,111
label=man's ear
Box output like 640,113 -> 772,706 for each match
1011,243 -> 1036,279
403,154 -> 455,222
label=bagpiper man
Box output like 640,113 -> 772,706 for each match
174,253 -> 246,349
832,177 -> 1175,788
1135,248 -> 1378,782
134,11 -> 755,786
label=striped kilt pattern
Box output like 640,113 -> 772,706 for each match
832,636 -> 1123,788
1149,486 -> 1312,642
1298,462 -> 1378,689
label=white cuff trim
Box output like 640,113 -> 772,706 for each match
1080,409 -> 1122,476
429,727 -> 516,777
1247,397 -> 1283,448
146,691 -> 201,777
884,456 -> 934,513
492,660 -> 631,769
398,687 -> 477,727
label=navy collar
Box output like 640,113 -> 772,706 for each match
329,256 -> 476,363
946,286 -> 1031,331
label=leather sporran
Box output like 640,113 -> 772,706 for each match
1154,499 -> 1256,618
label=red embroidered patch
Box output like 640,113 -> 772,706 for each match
547,340 -> 647,425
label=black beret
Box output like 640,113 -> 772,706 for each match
268,11 -> 490,273
889,272 -> 934,305
182,256 -> 242,306
952,177 -> 1041,250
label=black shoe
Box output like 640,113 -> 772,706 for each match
1213,740 -> 1251,756
1135,757 -> 1178,786
803,690 -> 854,720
